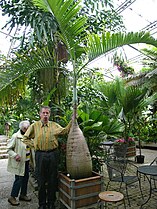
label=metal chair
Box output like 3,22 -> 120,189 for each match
105,153 -> 143,206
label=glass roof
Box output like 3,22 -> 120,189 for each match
115,0 -> 157,33
89,0 -> 157,74
114,0 -> 157,71
0,0 -> 157,72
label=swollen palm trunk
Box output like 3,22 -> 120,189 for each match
66,120 -> 92,179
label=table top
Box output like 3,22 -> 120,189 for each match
138,165 -> 157,176
100,141 -> 114,146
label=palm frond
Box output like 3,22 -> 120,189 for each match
0,74 -> 27,106
32,0 -> 87,60
126,68 -> 157,92
0,46 -> 68,105
119,87 -> 147,114
86,31 -> 157,64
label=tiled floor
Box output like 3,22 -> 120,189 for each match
0,147 -> 156,209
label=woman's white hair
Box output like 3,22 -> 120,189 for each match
19,120 -> 30,130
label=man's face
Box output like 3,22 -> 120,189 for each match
40,108 -> 50,123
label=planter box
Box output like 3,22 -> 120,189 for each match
58,171 -> 103,209
114,144 -> 127,158
126,145 -> 136,157
114,144 -> 136,158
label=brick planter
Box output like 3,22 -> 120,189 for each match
126,144 -> 136,157
58,171 -> 103,209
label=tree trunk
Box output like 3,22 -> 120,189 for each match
66,120 -> 92,179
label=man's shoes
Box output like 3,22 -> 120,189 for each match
8,196 -> 20,206
47,203 -> 55,209
19,195 -> 31,201
47,206 -> 55,209
38,206 -> 46,209
48,206 -> 55,209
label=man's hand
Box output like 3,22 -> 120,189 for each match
15,154 -> 21,162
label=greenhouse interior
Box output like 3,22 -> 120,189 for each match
0,0 -> 157,209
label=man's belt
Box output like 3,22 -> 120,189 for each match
36,148 -> 57,153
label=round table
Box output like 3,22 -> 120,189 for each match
137,165 -> 157,208
100,141 -> 114,154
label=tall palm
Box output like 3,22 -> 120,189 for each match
30,0 -> 157,179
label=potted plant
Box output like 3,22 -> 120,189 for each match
113,137 -> 136,158
31,0 -> 157,179
135,137 -> 145,163
126,137 -> 136,157
110,79 -> 157,163
113,138 -> 128,157
134,119 -> 146,163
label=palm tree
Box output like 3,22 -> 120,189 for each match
125,46 -> 157,93
2,0 -> 157,179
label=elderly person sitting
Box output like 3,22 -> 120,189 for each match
7,120 -> 31,206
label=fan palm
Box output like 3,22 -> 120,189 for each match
97,79 -> 157,158
115,80 -> 156,137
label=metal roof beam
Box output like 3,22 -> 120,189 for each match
116,0 -> 137,14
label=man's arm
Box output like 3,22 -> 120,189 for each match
54,120 -> 72,135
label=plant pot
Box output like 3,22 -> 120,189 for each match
114,143 -> 136,158
135,155 -> 145,164
58,171 -> 103,209
114,144 -> 128,158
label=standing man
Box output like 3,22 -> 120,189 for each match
22,106 -> 71,209
7,120 -> 31,206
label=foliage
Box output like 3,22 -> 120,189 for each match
126,46 -> 157,97
113,54 -> 134,77
97,78 -> 157,142
0,0 -> 124,51
0,92 -> 39,136
141,46 -> 157,70
78,109 -> 123,171
133,109 -> 157,143
1,0 -> 157,175
1,0 -> 157,107
82,0 -> 125,33
0,0 -> 58,49
114,137 -> 135,146
0,45 -> 72,106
